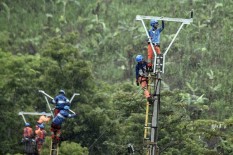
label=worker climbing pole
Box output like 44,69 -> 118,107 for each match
39,90 -> 79,155
50,134 -> 59,155
18,90 -> 79,155
135,11 -> 193,155
19,111 -> 52,155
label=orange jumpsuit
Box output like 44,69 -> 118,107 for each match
35,128 -> 46,154
135,61 -> 151,100
138,76 -> 150,99
23,127 -> 33,138
147,44 -> 161,67
37,115 -> 51,124
36,115 -> 51,129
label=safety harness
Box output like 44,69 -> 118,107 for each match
138,62 -> 149,84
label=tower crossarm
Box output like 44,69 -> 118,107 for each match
136,15 -> 193,24
135,12 -> 193,73
18,111 -> 53,116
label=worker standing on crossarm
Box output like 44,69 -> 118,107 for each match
51,90 -> 70,116
147,19 -> 164,71
50,106 -> 76,142
135,55 -> 153,104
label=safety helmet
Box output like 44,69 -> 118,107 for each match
41,112 -> 46,115
59,89 -> 65,95
136,55 -> 143,62
39,124 -> 45,129
64,106 -> 70,110
25,122 -> 30,126
150,19 -> 159,27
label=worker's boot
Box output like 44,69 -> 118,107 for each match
147,96 -> 154,104
56,132 -> 61,143
56,137 -> 60,141
58,137 -> 62,147
51,132 -> 55,139
149,66 -> 153,72
147,63 -> 153,72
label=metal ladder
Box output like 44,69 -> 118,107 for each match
143,54 -> 163,155
144,54 -> 163,128
50,139 -> 59,155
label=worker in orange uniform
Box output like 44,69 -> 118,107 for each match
22,123 -> 37,154
23,122 -> 34,140
147,19 -> 164,71
36,112 -> 51,127
135,55 -> 154,104
35,124 -> 46,154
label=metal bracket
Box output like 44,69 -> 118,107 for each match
38,90 -> 79,116
136,15 -> 193,24
18,111 -> 52,123
70,93 -> 80,104
18,111 -> 53,116
39,90 -> 53,100
135,10 -> 193,73
39,90 -> 54,117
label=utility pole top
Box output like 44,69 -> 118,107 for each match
135,11 -> 193,73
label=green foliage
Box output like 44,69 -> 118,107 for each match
0,0 -> 233,154
60,141 -> 88,155
40,137 -> 88,155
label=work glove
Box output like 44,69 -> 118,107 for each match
50,99 -> 54,104
71,114 -> 77,117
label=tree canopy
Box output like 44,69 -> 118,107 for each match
0,0 -> 233,154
